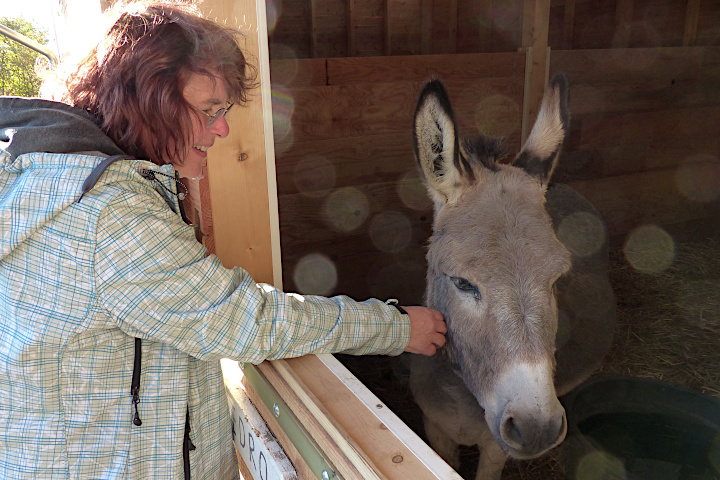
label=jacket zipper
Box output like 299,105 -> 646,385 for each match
131,337 -> 142,426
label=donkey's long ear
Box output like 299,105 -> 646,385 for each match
512,73 -> 570,186
413,79 -> 474,205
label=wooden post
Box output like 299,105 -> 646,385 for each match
199,0 -> 282,287
348,0 -> 356,57
562,0 -> 576,50
521,0 -> 551,144
421,0 -> 432,54
683,0 -> 701,46
613,0 -> 634,48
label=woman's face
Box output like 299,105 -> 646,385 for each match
176,70 -> 231,178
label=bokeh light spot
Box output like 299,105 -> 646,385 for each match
294,155 -> 336,197
269,44 -> 299,83
265,0 -> 281,33
675,155 -> 720,203
324,187 -> 369,232
397,170 -> 433,211
557,212 -> 606,258
369,211 -> 412,253
272,85 -> 295,145
474,95 -> 520,138
575,451 -> 626,480
624,225 -> 675,274
293,253 -> 337,296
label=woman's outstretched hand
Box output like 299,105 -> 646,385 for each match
403,306 -> 447,356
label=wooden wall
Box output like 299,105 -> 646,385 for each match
273,53 -> 526,302
271,45 -> 720,302
267,0 -> 720,59
267,0 -> 720,303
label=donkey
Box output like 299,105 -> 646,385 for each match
409,74 -> 616,479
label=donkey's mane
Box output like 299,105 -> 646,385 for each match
461,134 -> 507,172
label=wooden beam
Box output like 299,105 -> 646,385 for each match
348,0 -> 356,57
448,0 -> 458,53
384,0 -> 391,55
613,0 -> 634,48
200,0 -> 281,286
683,0 -> 701,46
310,0 -> 318,58
562,0 -> 576,50
421,0 -> 432,54
521,0 -> 551,144
476,0 -> 493,53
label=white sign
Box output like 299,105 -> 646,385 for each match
223,360 -> 297,480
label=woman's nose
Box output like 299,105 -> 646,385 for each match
209,115 -> 230,138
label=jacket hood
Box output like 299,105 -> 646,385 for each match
0,96 -> 125,159
0,97 -> 177,261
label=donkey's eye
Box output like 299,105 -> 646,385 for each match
450,276 -> 481,299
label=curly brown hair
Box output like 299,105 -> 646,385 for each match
55,0 -> 257,166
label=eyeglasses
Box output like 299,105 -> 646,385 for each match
194,103 -> 234,128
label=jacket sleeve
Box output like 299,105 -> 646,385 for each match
93,189 -> 411,363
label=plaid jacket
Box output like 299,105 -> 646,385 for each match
0,149 -> 411,479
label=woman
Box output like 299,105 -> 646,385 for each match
0,2 -> 446,479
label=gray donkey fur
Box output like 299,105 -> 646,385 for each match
409,74 -> 616,479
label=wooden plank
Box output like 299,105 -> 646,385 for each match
421,0 -> 432,54
280,238 -> 429,303
310,0 -> 318,57
612,0 -> 634,48
255,360 -> 389,479
384,0 -> 390,55
521,0 -> 551,143
282,77 -> 523,143
287,355 -> 463,480
224,360 -> 297,480
201,0 -> 281,286
568,163 -> 720,238
277,180 -> 431,246
562,0 -> 576,49
567,77 -> 720,116
229,362 -> 324,479
270,58 -> 327,88
551,47 -> 706,84
448,0 -> 458,53
684,0 -> 701,46
348,0 -> 355,56
326,51 -> 526,85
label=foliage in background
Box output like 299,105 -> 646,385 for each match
0,17 -> 49,97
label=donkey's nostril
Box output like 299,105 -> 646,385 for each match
501,415 -> 524,449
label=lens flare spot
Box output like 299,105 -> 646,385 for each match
709,432 -> 720,473
675,155 -> 720,203
272,85 -> 295,144
292,253 -> 337,295
557,212 -> 606,258
474,95 -> 520,138
294,155 -> 336,197
575,451 -> 626,480
324,187 -> 369,232
398,170 -> 432,211
265,0 -> 281,33
624,225 -> 675,274
269,44 -> 299,83
369,211 -> 412,253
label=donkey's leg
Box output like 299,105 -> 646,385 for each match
423,415 -> 461,471
476,434 -> 507,480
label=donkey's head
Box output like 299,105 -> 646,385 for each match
413,74 -> 571,460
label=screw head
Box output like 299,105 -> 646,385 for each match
322,470 -> 330,480
273,404 -> 280,417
